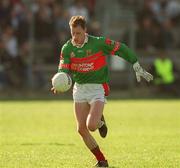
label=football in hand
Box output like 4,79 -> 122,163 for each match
51,72 -> 72,92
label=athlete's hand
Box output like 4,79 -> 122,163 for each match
133,62 -> 153,82
51,87 -> 58,94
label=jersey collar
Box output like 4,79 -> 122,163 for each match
71,34 -> 88,48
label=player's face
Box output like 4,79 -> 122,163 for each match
70,26 -> 86,45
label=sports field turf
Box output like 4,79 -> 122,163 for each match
0,100 -> 180,168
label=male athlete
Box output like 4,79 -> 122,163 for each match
51,15 -> 153,167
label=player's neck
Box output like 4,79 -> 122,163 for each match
72,34 -> 88,48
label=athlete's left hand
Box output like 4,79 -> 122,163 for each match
133,62 -> 153,82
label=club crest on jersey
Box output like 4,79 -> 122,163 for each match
86,49 -> 92,56
70,52 -> 75,58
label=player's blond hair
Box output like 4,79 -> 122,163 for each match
69,15 -> 86,29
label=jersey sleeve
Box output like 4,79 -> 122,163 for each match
58,44 -> 70,73
99,37 -> 138,64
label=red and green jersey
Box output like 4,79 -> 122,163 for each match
58,34 -> 138,84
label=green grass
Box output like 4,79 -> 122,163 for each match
0,100 -> 180,168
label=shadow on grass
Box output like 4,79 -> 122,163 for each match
3,143 -> 75,146
21,142 -> 75,146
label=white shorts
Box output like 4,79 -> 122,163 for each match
73,83 -> 107,104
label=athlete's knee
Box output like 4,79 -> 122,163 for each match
87,123 -> 97,132
77,125 -> 88,137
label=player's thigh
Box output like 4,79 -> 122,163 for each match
74,102 -> 90,128
87,101 -> 104,130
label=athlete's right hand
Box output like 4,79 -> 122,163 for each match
51,87 -> 57,94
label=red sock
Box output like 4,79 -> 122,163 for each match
91,146 -> 106,161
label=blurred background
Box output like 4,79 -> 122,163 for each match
0,0 -> 180,99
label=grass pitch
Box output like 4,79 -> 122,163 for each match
0,100 -> 180,168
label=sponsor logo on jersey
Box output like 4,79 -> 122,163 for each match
71,63 -> 94,72
70,51 -> 107,72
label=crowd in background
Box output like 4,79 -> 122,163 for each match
0,0 -> 180,92
135,0 -> 180,50
0,0 -> 99,89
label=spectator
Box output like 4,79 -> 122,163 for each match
0,63 -> 6,90
151,0 -> 180,23
68,0 -> 89,21
34,2 -> 54,41
0,0 -> 12,27
119,0 -> 140,9
18,41 -> 31,88
87,0 -> 96,18
53,4 -> 70,62
53,4 -> 69,33
88,19 -> 101,36
150,50 -> 180,95
137,0 -> 156,22
1,25 -> 26,88
16,12 -> 30,45
135,16 -> 156,50
0,38 -> 7,90
136,0 -> 179,50
154,19 -> 174,49
11,1 -> 27,29
2,25 -> 18,59
166,0 -> 180,19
